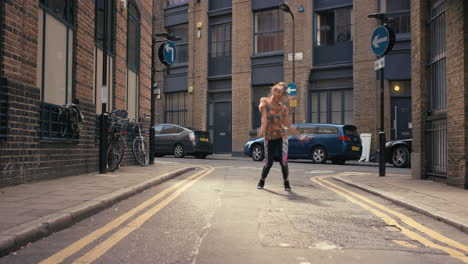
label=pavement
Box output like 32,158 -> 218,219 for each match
0,157 -> 468,257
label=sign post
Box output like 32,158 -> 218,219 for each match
286,83 -> 297,123
370,24 -> 395,177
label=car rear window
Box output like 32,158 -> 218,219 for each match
297,126 -> 319,135
317,126 -> 338,134
343,126 -> 359,137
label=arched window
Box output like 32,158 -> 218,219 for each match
126,1 -> 140,120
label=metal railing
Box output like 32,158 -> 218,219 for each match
39,102 -> 81,141
426,119 -> 447,178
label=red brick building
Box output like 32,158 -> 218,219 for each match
155,0 -> 466,188
411,0 -> 467,188
0,0 -> 154,186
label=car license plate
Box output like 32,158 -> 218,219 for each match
352,146 -> 359,151
200,138 -> 209,142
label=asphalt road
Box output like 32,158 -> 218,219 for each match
1,157 -> 467,264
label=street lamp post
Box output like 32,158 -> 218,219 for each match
279,3 -> 296,123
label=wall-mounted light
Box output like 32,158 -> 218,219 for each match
188,86 -> 194,94
120,0 -> 127,11
393,85 -> 400,92
196,22 -> 203,38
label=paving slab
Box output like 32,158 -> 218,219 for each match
333,173 -> 468,234
0,162 -> 196,256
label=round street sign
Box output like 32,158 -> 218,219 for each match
286,83 -> 297,97
158,41 -> 177,66
370,25 -> 395,56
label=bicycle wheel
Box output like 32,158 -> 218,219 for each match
133,138 -> 149,166
107,135 -> 125,172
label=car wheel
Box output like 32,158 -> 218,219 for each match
332,159 -> 346,165
311,146 -> 328,164
391,146 -> 410,168
173,144 -> 185,158
251,144 -> 264,161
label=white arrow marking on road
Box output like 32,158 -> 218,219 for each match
372,35 -> 388,48
286,87 -> 296,94
165,43 -> 174,62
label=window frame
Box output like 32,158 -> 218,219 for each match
164,92 -> 188,126
309,88 -> 353,124
167,23 -> 189,64
426,0 -> 446,112
127,1 -> 141,72
95,0 -> 116,55
253,8 -> 284,54
39,0 -> 75,27
251,85 -> 272,129
314,7 -> 352,47
209,22 -> 232,59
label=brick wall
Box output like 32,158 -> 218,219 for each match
231,0 -> 253,153
1,0 -> 38,85
0,0 -> 154,187
412,0 -> 466,188
445,0 -> 466,187
352,0 -> 381,153
411,0 -> 429,180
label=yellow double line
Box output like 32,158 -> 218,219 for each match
40,165 -> 214,264
312,175 -> 468,263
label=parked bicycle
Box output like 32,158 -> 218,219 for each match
106,110 -> 128,172
131,120 -> 149,166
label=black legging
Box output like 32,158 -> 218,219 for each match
261,138 -> 289,181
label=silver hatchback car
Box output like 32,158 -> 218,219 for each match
152,124 -> 213,158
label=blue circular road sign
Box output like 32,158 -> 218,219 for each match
158,41 -> 177,66
371,25 -> 395,56
286,83 -> 297,96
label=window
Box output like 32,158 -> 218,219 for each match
167,0 -> 189,6
254,9 -> 284,54
310,89 -> 353,124
40,0 -> 75,25
427,1 -> 446,111
127,2 -> 140,121
167,24 -> 189,64
317,126 -> 338,134
252,86 -> 271,129
165,92 -> 188,126
315,7 -> 351,46
209,23 -> 232,58
38,0 -> 74,106
162,125 -> 184,134
298,126 -> 319,135
379,0 -> 410,34
154,125 -> 164,135
95,0 -> 115,54
127,3 -> 140,71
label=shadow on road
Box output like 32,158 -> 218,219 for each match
261,188 -> 327,207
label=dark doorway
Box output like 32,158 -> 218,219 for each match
390,97 -> 412,140
209,102 -> 232,153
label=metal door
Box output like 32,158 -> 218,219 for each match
390,97 -> 412,140
210,102 -> 232,153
